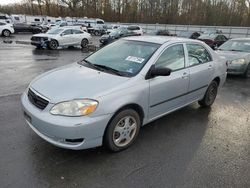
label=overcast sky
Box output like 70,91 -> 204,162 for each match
0,0 -> 22,5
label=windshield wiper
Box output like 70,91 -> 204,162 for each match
92,64 -> 128,76
80,60 -> 129,77
80,59 -> 103,71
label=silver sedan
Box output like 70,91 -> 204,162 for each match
21,36 -> 227,152
216,38 -> 250,78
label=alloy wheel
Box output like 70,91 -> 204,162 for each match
113,116 -> 137,147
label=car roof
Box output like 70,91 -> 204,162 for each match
124,36 -> 198,44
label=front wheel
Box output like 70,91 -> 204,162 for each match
104,109 -> 141,152
198,81 -> 218,108
2,29 -> 11,37
48,40 -> 58,50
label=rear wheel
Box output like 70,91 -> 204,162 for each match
243,64 -> 250,78
104,109 -> 141,152
2,29 -> 11,37
198,81 -> 218,108
81,38 -> 88,48
48,40 -> 58,50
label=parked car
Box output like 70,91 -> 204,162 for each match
106,25 -> 120,34
216,38 -> 250,78
100,27 -> 140,45
0,21 -> 14,37
21,36 -> 227,152
155,30 -> 172,36
31,27 -> 91,49
198,33 -> 228,49
178,31 -> 202,39
127,25 -> 143,35
14,23 -> 43,34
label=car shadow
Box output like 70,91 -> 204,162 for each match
28,103 -> 211,187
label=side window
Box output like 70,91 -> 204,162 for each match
73,29 -> 83,34
34,18 -> 40,22
186,44 -> 212,67
0,22 -> 6,25
155,44 -> 185,71
62,29 -> 72,35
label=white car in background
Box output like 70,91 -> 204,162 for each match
31,27 -> 91,50
0,22 -> 15,37
127,25 -> 143,35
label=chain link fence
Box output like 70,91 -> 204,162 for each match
108,22 -> 250,38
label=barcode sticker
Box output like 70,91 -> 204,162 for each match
126,56 -> 145,64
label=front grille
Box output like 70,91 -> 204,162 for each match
28,89 -> 49,110
31,37 -> 48,41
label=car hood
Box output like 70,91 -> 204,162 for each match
32,33 -> 56,38
216,50 -> 250,61
30,63 -> 130,103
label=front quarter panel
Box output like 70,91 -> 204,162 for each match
92,76 -> 150,125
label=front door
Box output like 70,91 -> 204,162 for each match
149,44 -> 189,120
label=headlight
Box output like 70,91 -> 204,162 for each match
231,59 -> 246,65
50,99 -> 98,117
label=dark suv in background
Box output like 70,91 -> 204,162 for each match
14,23 -> 43,34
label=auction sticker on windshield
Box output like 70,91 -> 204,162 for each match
126,56 -> 145,64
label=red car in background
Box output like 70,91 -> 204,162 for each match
198,33 -> 228,49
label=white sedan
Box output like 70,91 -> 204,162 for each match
31,27 -> 91,50
0,22 -> 15,37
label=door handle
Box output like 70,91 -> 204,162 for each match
182,72 -> 189,79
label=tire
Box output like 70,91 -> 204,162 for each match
104,109 -> 141,152
243,64 -> 250,78
2,29 -> 11,37
94,30 -> 100,36
198,81 -> 218,108
81,38 -> 88,48
48,40 -> 58,50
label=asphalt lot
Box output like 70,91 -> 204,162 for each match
0,34 -> 250,188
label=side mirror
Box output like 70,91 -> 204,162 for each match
146,65 -> 171,79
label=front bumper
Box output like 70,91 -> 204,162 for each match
21,92 -> 112,150
227,64 -> 247,75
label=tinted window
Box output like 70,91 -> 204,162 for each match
34,18 -> 40,22
186,44 -> 212,66
14,17 -> 20,21
0,22 -> 6,25
155,44 -> 185,71
128,26 -> 140,30
0,16 -> 7,19
97,21 -> 104,24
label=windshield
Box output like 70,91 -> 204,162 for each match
81,40 -> 160,76
47,29 -> 63,34
218,40 -> 250,52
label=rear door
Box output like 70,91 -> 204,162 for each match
185,43 -> 214,102
72,29 -> 85,44
148,44 -> 189,120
